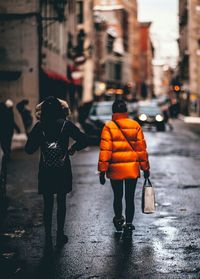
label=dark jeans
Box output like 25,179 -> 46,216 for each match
43,193 -> 66,237
110,179 -> 137,224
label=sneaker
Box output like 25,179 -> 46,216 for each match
122,223 -> 135,240
113,216 -> 125,232
56,233 -> 68,247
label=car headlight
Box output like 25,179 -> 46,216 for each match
155,114 -> 164,122
139,113 -> 147,121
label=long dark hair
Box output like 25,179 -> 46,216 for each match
40,96 -> 64,124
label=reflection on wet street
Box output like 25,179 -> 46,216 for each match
0,120 -> 200,278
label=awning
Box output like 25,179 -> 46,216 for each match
43,69 -> 68,84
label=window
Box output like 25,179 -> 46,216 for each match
107,34 -> 114,53
77,1 -> 84,24
106,61 -> 122,81
115,62 -> 122,80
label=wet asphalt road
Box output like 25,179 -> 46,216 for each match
0,120 -> 200,279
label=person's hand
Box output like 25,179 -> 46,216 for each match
99,172 -> 106,185
143,170 -> 150,179
68,145 -> 76,156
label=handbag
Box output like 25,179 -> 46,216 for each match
41,121 -> 67,168
142,178 -> 156,214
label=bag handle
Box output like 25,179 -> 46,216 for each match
113,120 -> 134,151
144,178 -> 152,187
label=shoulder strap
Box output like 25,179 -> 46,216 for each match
42,120 -> 66,141
113,120 -> 134,151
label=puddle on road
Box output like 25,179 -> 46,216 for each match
23,189 -> 37,193
155,212 -> 178,219
2,252 -> 16,260
178,185 -> 200,189
1,229 -> 26,239
152,216 -> 187,274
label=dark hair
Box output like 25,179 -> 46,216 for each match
41,96 -> 64,123
112,99 -> 127,113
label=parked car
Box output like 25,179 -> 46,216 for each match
82,102 -> 112,144
83,101 -> 138,144
134,102 -> 166,131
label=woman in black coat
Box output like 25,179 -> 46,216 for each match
25,96 -> 87,251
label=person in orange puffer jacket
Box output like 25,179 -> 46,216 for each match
98,99 -> 150,239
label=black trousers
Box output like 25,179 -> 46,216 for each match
43,193 -> 66,237
110,179 -> 137,224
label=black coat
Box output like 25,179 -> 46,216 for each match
25,119 -> 87,194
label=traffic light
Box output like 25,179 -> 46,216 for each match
172,84 -> 181,93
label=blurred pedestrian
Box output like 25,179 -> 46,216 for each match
98,99 -> 150,239
161,103 -> 173,131
169,98 -> 180,118
0,100 -> 20,158
16,99 -> 33,134
25,96 -> 87,254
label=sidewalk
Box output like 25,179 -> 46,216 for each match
179,115 -> 200,136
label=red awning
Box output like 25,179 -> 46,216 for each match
43,69 -> 68,83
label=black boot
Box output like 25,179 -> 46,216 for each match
44,235 -> 53,256
113,216 -> 125,232
56,231 -> 68,247
122,223 -> 135,240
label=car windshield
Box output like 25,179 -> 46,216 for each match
138,106 -> 161,115
90,104 -> 112,116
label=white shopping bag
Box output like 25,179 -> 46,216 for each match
142,179 -> 156,214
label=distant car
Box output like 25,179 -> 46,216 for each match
83,101 -> 138,144
81,101 -> 112,145
134,103 -> 165,131
88,101 -> 113,124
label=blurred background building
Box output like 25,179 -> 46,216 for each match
93,0 -> 154,101
0,0 -> 41,127
178,0 -> 200,116
0,0 -> 155,129
138,21 -> 154,99
0,0 -> 68,129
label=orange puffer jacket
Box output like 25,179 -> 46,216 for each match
98,112 -> 150,180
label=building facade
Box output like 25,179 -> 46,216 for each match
178,0 -> 200,116
0,0 -> 68,130
188,0 -> 200,116
138,22 -> 154,99
93,0 -> 139,100
0,0 -> 39,128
